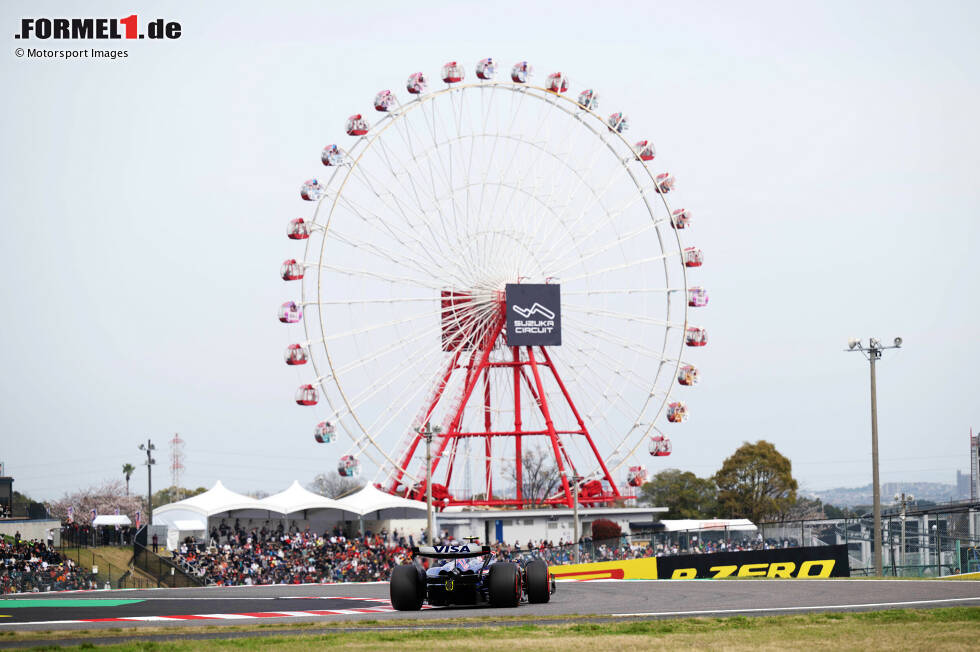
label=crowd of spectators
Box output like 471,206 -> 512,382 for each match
172,522 -> 414,586
1,535 -> 93,594
501,534 -> 802,565
171,520 -> 804,586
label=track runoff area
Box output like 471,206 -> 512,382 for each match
2,550 -> 979,633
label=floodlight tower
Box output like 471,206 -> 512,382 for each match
139,439 -> 156,517
846,336 -> 902,576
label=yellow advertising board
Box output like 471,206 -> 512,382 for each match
550,557 -> 658,581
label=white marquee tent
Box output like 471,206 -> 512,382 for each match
152,480 -> 428,534
333,483 -> 429,520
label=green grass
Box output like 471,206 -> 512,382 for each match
5,607 -> 980,651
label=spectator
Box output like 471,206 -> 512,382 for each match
1,538 -> 92,594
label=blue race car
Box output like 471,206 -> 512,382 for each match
389,543 -> 554,610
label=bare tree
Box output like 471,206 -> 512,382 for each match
507,446 -> 562,507
308,473 -> 363,499
47,480 -> 143,523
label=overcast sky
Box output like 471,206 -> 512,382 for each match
1,0 -> 978,502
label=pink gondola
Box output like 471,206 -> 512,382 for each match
295,384 -> 318,406
321,144 -> 346,166
607,112 -> 629,133
683,246 -> 703,267
287,218 -> 310,240
546,73 -> 569,93
338,455 -> 360,477
300,179 -> 324,201
314,421 -> 335,444
476,57 -> 496,80
655,173 -> 675,194
634,140 -> 656,161
577,89 -> 599,110
685,326 -> 707,347
406,72 -> 427,94
441,61 -> 465,83
374,89 -> 396,112
511,61 -> 532,83
666,402 -> 688,423
284,344 -> 308,366
278,301 -> 302,324
649,434 -> 672,456
671,208 -> 691,229
281,259 -> 304,281
688,286 -> 709,307
627,465 -> 648,487
345,114 -> 369,136
677,364 -> 699,386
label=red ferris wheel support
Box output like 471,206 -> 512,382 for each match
384,303 -> 622,509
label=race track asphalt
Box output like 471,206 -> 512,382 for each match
0,579 -> 978,645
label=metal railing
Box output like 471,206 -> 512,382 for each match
57,545 -> 154,589
132,542 -> 204,588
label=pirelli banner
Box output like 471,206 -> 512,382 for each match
552,545 -> 850,580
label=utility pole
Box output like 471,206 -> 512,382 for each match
846,336 -> 902,576
420,423 -> 441,545
139,439 -> 156,521
571,475 -> 582,564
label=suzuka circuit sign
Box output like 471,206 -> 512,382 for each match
505,283 -> 562,346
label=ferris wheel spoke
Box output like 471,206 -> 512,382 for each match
560,252 -> 674,283
562,287 -> 678,296
525,108 -> 624,253
560,313 -> 672,360
480,89 -> 565,273
563,304 -> 680,328
314,261 -> 443,290
342,159 -> 463,268
545,221 -> 664,278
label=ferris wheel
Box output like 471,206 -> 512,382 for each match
279,59 -> 708,508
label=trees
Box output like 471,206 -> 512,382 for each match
713,440 -> 798,523
122,464 -> 135,496
151,485 -> 207,507
590,518 -> 621,542
639,469 -> 717,518
47,480 -> 144,523
308,473 -> 362,499
507,446 -> 563,507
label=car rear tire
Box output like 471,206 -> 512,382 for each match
525,559 -> 551,604
488,562 -> 521,607
390,563 -> 424,610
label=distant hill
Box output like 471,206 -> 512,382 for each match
806,482 -> 958,507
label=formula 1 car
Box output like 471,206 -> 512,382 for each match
389,543 -> 554,610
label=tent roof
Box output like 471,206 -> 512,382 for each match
256,481 -> 348,514
334,483 -> 428,517
92,515 -> 131,526
153,480 -> 265,518
173,519 -> 207,531
658,519 -> 757,532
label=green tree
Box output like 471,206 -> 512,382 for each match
639,469 -> 717,518
151,485 -> 207,507
122,463 -> 135,496
713,440 -> 798,523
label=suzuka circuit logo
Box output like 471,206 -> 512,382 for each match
15,15 -> 182,40
505,284 -> 562,347
512,303 -> 556,320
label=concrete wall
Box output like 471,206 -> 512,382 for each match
0,519 -> 61,546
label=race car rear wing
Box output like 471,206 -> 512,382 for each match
412,544 -> 492,559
